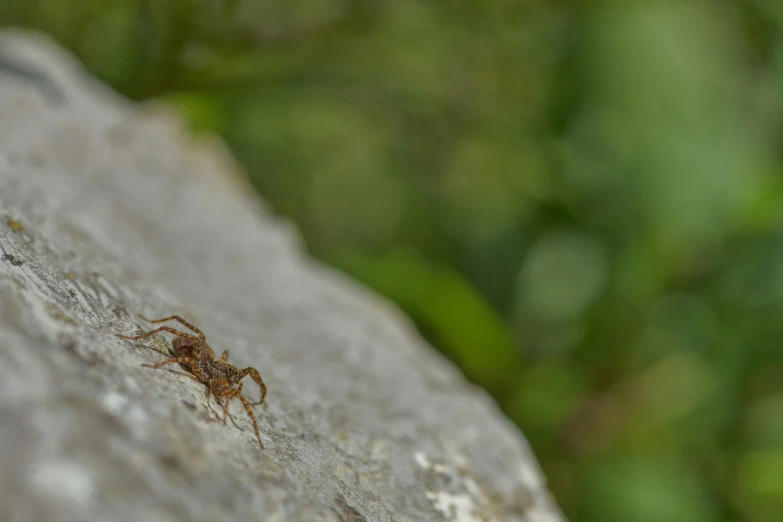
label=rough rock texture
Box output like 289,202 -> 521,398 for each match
0,30 -> 565,522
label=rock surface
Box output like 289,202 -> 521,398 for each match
0,30 -> 565,522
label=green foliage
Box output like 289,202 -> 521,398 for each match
576,453 -> 719,522
331,248 -> 521,398
4,1 -> 783,520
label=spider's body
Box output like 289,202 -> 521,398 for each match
117,315 -> 267,448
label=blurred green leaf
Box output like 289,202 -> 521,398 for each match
734,449 -> 783,521
161,92 -> 227,134
330,247 -> 521,398
576,453 -> 719,522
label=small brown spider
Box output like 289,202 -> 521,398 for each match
117,315 -> 267,448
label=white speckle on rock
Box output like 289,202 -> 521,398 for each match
103,390 -> 150,437
447,446 -> 468,469
29,460 -> 95,507
126,403 -> 150,438
417,452 -> 499,521
414,451 -> 431,470
525,510 -> 566,522
520,464 -> 542,492
433,463 -> 450,475
414,451 -> 453,474
103,391 -> 128,413
464,478 -> 482,499
370,439 -> 387,460
426,491 -> 494,522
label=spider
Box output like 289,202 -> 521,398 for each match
117,315 -> 267,448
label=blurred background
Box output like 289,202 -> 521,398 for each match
2,1 -> 782,521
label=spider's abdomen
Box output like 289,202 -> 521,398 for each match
171,337 -> 197,357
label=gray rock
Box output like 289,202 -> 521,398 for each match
0,29 -> 565,522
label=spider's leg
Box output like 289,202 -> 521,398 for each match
237,367 -> 267,406
221,392 -> 231,424
181,373 -> 201,384
138,315 -> 206,340
203,385 -> 212,407
206,378 -> 231,423
141,357 -> 205,381
117,326 -> 200,343
221,389 -> 263,449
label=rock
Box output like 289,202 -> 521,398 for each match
0,29 -> 565,522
